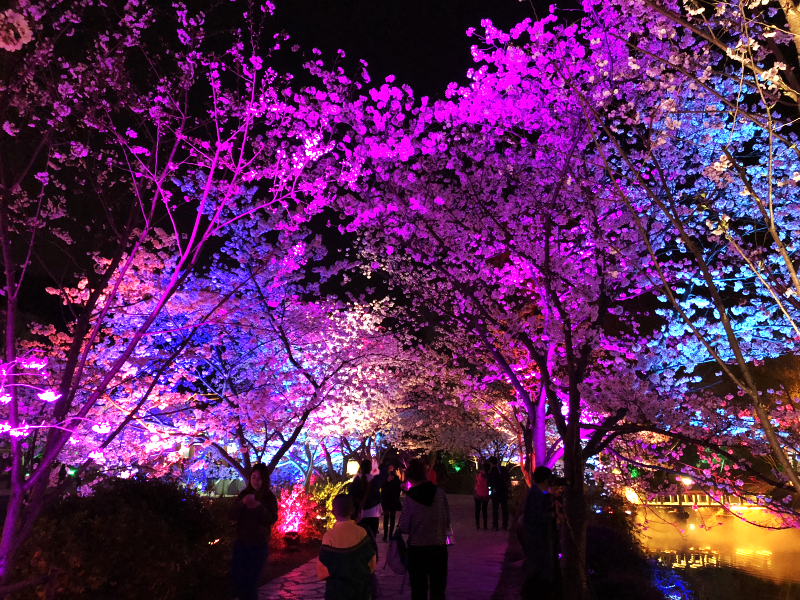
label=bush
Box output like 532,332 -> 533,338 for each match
585,485 -> 664,600
309,479 -> 349,531
14,478 -> 228,600
272,484 -> 321,547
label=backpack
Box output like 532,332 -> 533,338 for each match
474,472 -> 489,499
349,475 -> 369,506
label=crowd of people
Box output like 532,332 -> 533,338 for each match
227,456 -> 561,600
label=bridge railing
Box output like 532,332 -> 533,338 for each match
646,492 -> 757,508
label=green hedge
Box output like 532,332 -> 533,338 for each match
14,478 -> 230,600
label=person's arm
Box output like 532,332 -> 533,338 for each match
263,491 -> 279,526
368,553 -> 376,574
316,557 -> 329,581
443,491 -> 451,529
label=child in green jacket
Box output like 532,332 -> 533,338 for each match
316,494 -> 376,600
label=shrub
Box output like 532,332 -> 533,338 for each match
309,479 -> 349,531
585,485 -> 664,600
14,478 -> 228,600
272,484 -> 320,546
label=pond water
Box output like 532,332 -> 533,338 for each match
636,506 -> 800,583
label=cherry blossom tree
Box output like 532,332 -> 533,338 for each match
573,0 -> 800,495
294,10 -> 800,595
300,46 -> 653,598
384,360 -> 521,462
0,0 -> 346,586
174,298 -> 405,479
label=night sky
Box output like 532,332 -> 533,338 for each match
264,0 -> 580,99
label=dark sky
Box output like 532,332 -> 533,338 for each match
266,0 -> 580,100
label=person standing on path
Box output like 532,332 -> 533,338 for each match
432,458 -> 448,490
317,494 -> 377,600
229,463 -> 279,600
397,458 -> 451,600
473,462 -> 491,530
521,466 -> 560,600
381,464 -> 402,541
349,458 -> 386,538
487,456 -> 510,531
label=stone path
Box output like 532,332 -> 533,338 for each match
258,494 -> 510,600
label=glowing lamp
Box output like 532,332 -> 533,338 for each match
622,487 -> 640,505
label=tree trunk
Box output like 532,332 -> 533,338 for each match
533,390 -> 548,468
522,423 -> 532,486
560,440 -> 589,600
322,441 -> 337,482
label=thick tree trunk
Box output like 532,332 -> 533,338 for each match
560,436 -> 589,600
532,338 -> 556,469
533,387 -> 548,467
522,423 -> 533,486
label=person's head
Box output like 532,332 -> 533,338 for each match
405,458 -> 428,485
246,463 -> 270,497
331,494 -> 355,522
482,462 -> 491,473
359,459 -> 372,476
488,456 -> 498,466
533,466 -> 553,491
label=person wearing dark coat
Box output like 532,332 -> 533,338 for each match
380,465 -> 403,540
431,460 -> 448,489
397,458 -> 451,600
521,466 -> 560,600
487,456 -> 510,531
229,463 -> 279,600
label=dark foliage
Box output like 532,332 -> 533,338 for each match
585,487 -> 664,600
13,478 -> 228,600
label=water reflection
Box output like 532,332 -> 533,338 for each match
637,507 -> 800,583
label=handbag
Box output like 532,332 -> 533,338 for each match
446,526 -> 455,546
384,529 -> 408,575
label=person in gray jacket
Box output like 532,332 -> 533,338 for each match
397,458 -> 451,600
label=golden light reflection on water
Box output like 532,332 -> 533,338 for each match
637,508 -> 800,582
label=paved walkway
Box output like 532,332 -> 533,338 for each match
258,494 -> 509,600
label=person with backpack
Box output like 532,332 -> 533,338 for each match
473,462 -> 491,530
229,463 -> 279,600
317,494 -> 377,600
381,464 -> 402,541
397,458 -> 451,600
487,456 -> 510,531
